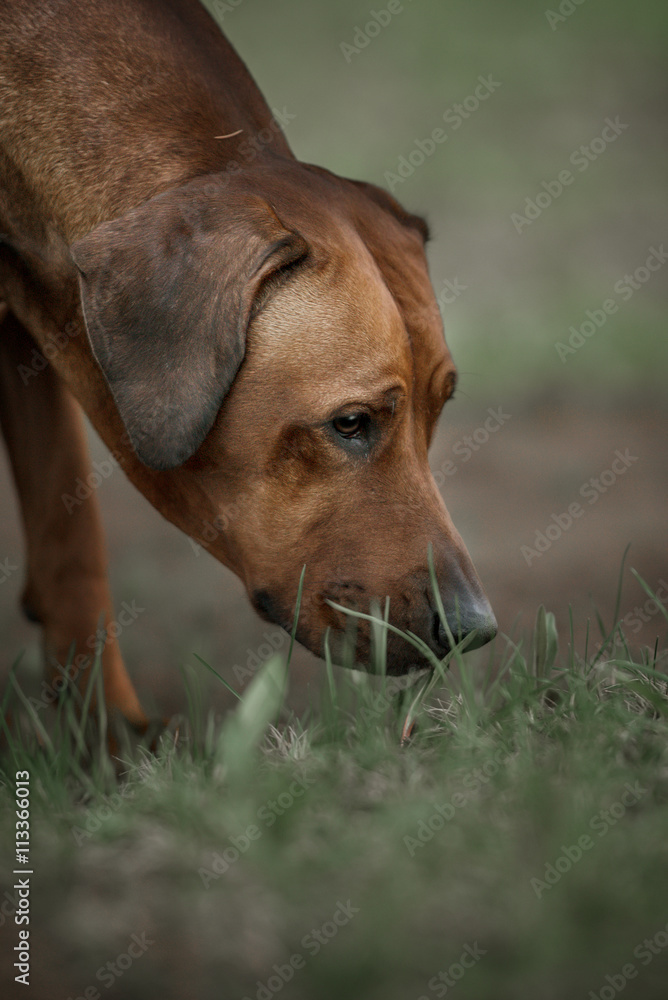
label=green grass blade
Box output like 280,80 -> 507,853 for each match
9,672 -> 55,756
286,564 -> 306,669
323,628 -> 338,709
326,600 -> 444,673
218,654 -> 288,778
630,568 -> 668,624
613,543 -> 632,628
193,653 -> 242,701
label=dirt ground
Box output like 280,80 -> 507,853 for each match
1,394 -> 666,718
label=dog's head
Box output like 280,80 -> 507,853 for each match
71,162 -> 496,673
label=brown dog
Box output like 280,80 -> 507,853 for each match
0,0 -> 496,727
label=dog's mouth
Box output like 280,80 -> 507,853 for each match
250,584 -> 439,676
250,585 -> 344,657
251,588 -> 294,633
250,571 -> 498,675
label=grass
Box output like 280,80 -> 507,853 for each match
1,568 -> 668,999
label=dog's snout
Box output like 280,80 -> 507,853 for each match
434,602 -> 497,653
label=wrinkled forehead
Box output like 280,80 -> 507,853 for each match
247,236 -> 414,414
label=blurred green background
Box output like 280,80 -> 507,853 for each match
203,0 -> 668,398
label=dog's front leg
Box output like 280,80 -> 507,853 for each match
0,310 -> 148,730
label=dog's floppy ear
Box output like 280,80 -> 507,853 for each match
71,174 -> 308,470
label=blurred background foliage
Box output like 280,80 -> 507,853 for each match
203,0 -> 668,399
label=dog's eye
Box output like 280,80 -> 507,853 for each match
332,413 -> 368,439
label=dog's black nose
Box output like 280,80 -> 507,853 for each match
434,604 -> 497,653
